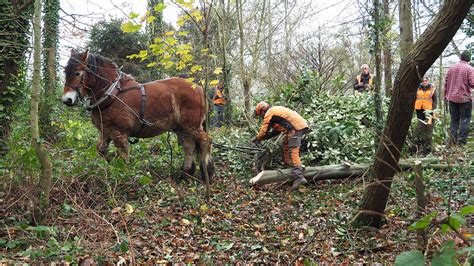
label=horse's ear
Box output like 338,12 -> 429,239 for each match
80,49 -> 89,63
70,48 -> 77,56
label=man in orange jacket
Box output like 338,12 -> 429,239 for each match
211,83 -> 226,128
252,101 -> 309,190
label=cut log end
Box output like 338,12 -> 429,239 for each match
250,171 -> 264,184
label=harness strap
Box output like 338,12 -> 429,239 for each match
139,84 -> 153,127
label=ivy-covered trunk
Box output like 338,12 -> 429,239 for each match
40,0 -> 60,139
353,0 -> 473,228
0,1 -> 32,154
382,0 -> 393,96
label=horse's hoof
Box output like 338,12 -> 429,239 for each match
180,162 -> 196,181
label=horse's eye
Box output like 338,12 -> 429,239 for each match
75,71 -> 82,76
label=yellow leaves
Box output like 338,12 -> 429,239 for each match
176,0 -> 195,9
146,15 -> 156,23
213,67 -> 223,75
121,22 -> 142,33
164,37 -> 178,46
178,31 -> 189,36
200,204 -> 209,212
201,48 -> 209,55
165,31 -> 175,36
177,16 -> 187,27
163,60 -> 175,69
125,203 -> 134,215
210,80 -> 219,86
181,218 -> 191,225
176,61 -> 187,70
190,65 -> 202,73
154,2 -> 165,12
129,12 -> 139,19
181,54 -> 193,63
147,61 -> 157,68
191,10 -> 203,22
185,77 -> 195,84
137,50 -> 148,61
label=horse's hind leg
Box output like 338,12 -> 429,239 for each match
195,131 -> 214,181
177,134 -> 196,179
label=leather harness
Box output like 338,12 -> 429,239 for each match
77,74 -> 152,127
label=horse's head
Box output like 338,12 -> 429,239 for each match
62,49 -> 97,106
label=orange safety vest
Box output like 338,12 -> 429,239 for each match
213,88 -> 225,105
357,74 -> 373,86
415,87 -> 435,110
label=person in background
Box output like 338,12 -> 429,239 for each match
444,51 -> 474,146
252,101 -> 309,190
414,76 -> 437,124
353,64 -> 373,93
211,83 -> 226,128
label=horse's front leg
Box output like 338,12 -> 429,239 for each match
96,135 -> 111,160
110,131 -> 129,160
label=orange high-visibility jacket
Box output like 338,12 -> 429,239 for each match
256,106 -> 308,141
213,88 -> 225,105
415,86 -> 435,110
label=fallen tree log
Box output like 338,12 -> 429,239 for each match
250,159 -> 470,186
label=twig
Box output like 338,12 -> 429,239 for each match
5,225 -> 12,241
290,231 -> 317,264
118,211 -> 135,265
64,190 -> 120,245
432,218 -> 470,245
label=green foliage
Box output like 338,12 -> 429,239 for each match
87,19 -> 154,81
401,203 -> 473,265
408,211 -> 437,230
0,224 -> 83,262
266,73 -> 387,165
394,250 -> 425,266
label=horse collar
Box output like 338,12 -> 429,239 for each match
84,74 -> 123,111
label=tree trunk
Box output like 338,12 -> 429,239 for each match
353,0 -> 473,228
250,158 -> 463,186
373,0 -> 384,144
382,0 -> 393,96
236,0 -> 249,113
31,0 -> 53,224
399,0 -> 413,62
0,1 -> 33,154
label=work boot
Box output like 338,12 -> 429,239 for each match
291,177 -> 307,190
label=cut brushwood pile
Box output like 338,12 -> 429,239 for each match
250,157 -> 470,186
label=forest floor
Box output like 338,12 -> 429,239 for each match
1,140 -> 472,264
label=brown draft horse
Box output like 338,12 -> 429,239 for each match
62,49 -> 214,179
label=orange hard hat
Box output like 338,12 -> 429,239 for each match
255,101 -> 270,117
